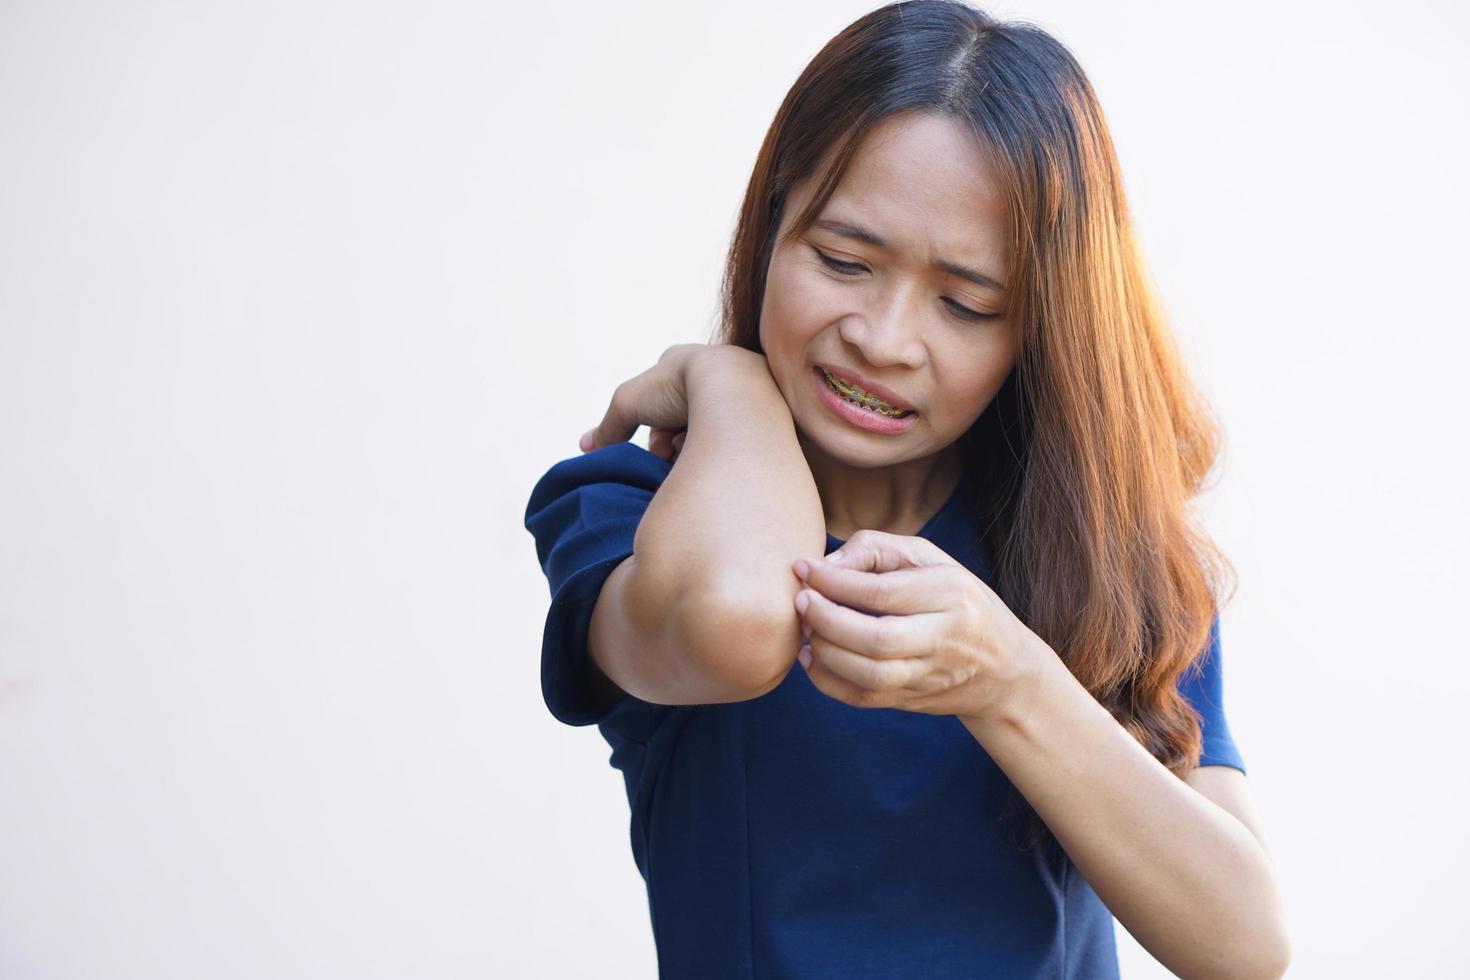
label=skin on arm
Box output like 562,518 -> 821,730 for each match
1185,764 -> 1276,857
586,346 -> 827,707
961,643 -> 1292,980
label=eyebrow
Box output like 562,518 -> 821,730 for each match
813,218 -> 1008,292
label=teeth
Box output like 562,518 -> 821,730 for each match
822,369 -> 910,417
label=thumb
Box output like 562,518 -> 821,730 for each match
580,384 -> 643,452
828,529 -> 949,572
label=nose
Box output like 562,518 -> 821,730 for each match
836,282 -> 926,370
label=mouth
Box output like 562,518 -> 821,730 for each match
816,366 -> 916,418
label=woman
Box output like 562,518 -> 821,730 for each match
524,2 -> 1290,976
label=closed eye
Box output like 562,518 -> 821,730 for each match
810,245 -> 1002,322
813,248 -> 867,277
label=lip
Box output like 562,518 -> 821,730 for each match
812,365 -> 919,435
815,364 -> 917,412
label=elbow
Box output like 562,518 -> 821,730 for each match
1176,889 -> 1291,980
1255,927 -> 1293,980
1233,953 -> 1291,980
1226,915 -> 1292,980
1214,847 -> 1292,980
1250,881 -> 1293,980
686,580 -> 802,701
738,607 -> 805,697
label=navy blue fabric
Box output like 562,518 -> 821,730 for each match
524,442 -> 1246,978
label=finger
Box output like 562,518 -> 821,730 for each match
806,632 -> 926,694
798,641 -> 886,708
647,427 -> 674,463
583,381 -> 641,451
828,529 -> 953,573
795,586 -> 933,661
793,559 -> 950,615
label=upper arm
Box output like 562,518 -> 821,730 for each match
587,550 -> 794,709
1176,614 -> 1270,851
1184,765 -> 1273,857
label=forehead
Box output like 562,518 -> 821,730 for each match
812,112 -> 1011,266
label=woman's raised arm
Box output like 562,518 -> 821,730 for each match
586,345 -> 826,706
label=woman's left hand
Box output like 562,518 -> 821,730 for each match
791,529 -> 1044,725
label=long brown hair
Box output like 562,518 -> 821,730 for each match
712,1 -> 1237,850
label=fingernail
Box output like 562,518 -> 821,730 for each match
798,645 -> 813,669
795,591 -> 810,614
579,430 -> 593,451
793,559 -> 810,579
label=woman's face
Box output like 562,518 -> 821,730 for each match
759,111 -> 1021,471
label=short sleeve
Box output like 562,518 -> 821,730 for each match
1176,613 -> 1247,775
523,442 -> 673,729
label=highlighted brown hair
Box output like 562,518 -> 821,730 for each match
713,0 -> 1237,848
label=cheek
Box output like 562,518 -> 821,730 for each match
757,262 -> 800,390
936,340 -> 1019,416
759,259 -> 816,350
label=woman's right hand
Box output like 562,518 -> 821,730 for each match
578,342 -> 714,463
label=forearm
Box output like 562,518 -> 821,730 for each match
961,638 -> 1290,980
634,346 -> 825,687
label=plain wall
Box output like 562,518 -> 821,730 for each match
1,0 -> 1466,976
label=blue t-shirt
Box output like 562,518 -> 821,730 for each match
524,442 -> 1246,979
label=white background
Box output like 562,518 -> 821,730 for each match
2,1 -> 1466,977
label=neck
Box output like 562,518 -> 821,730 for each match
798,434 -> 965,540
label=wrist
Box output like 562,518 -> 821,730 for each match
686,345 -> 787,413
962,626 -> 1056,736
686,343 -> 767,387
